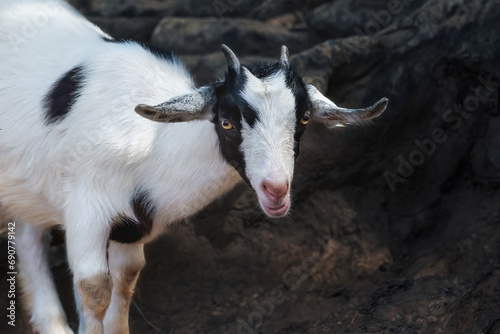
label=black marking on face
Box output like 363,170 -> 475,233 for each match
284,66 -> 311,159
240,101 -> 259,128
43,66 -> 84,125
246,61 -> 281,79
241,62 -> 290,128
223,61 -> 291,130
109,190 -> 155,244
212,60 -> 311,182
246,61 -> 311,158
213,76 -> 249,183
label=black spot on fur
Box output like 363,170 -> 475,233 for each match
109,191 -> 155,244
43,66 -> 84,125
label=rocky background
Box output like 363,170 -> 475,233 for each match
2,0 -> 500,333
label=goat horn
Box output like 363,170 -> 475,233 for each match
221,44 -> 241,74
280,45 -> 290,67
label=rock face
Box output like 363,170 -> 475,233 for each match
89,16 -> 160,41
151,17 -> 317,56
1,0 -> 500,333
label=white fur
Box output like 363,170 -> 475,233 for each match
0,1 -> 240,333
104,242 -> 145,333
17,222 -> 73,334
240,69 -> 297,212
0,0 -> 240,234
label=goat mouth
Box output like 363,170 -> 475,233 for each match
260,199 -> 290,217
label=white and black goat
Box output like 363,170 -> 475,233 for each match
0,1 -> 388,333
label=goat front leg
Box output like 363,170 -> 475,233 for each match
104,242 -> 145,334
17,221 -> 74,334
65,212 -> 112,334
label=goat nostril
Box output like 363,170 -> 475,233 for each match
262,181 -> 289,201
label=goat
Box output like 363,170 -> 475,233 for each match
0,0 -> 388,333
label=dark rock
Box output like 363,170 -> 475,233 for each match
265,11 -> 308,30
307,0 -> 426,39
86,0 -> 176,17
88,17 -> 160,41
151,17 -> 317,57
290,0 -> 500,331
160,0 -> 330,20
246,0 -> 332,20
180,53 -> 276,84
172,0 -> 259,18
172,0 -> 267,19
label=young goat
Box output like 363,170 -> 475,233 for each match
0,0 -> 388,333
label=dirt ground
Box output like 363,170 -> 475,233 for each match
2,130 -> 500,333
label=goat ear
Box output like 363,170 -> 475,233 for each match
307,84 -> 388,128
135,87 -> 215,123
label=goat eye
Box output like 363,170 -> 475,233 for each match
221,119 -> 233,130
300,112 -> 311,125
